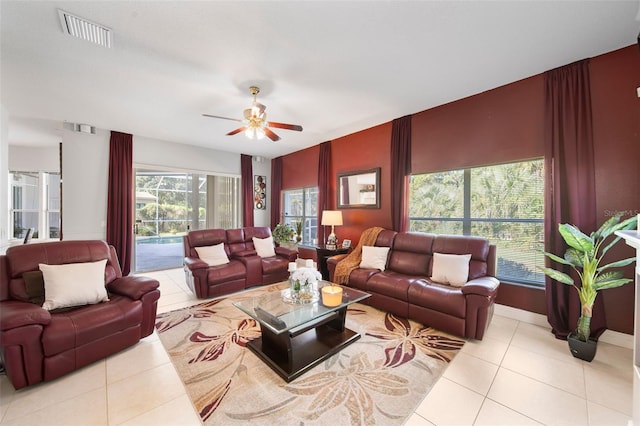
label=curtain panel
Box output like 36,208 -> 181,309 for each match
543,59 -> 604,340
241,154 -> 254,227
106,131 -> 133,276
317,142 -> 332,244
270,157 -> 283,229
391,115 -> 412,232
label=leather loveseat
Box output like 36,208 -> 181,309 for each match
328,230 -> 499,340
0,240 -> 160,390
183,226 -> 297,299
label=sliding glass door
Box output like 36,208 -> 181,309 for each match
134,169 -> 240,272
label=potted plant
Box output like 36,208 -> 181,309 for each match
294,220 -> 303,243
540,214 -> 637,361
272,223 -> 295,246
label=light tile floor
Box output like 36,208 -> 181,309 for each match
0,268 -> 633,425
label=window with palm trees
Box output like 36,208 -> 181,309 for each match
409,159 -> 545,286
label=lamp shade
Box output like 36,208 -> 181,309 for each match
321,210 -> 343,226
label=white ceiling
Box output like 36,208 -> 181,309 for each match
2,1 -> 639,159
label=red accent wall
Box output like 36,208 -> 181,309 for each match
590,46 -> 640,334
282,144 -> 319,189
411,74 -> 544,174
279,45 -> 639,334
330,123 -> 393,244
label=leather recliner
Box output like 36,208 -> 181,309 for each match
183,226 -> 297,299
0,240 -> 160,390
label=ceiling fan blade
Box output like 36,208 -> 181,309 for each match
227,127 -> 246,136
267,121 -> 303,132
202,113 -> 242,122
264,128 -> 281,142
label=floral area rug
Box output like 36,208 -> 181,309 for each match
155,283 -> 465,425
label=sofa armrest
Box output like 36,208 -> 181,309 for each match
0,300 -> 51,331
275,246 -> 297,261
184,256 -> 208,270
107,276 -> 160,301
461,276 -> 500,297
327,254 -> 349,282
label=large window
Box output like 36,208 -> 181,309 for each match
409,159 -> 544,286
282,187 -> 318,244
10,171 -> 61,240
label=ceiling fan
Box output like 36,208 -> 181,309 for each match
203,86 -> 303,142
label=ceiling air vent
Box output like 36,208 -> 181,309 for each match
58,9 -> 112,48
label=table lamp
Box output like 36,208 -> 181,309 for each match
321,210 -> 343,249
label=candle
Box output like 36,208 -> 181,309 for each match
288,262 -> 297,272
321,285 -> 343,307
305,259 -> 314,268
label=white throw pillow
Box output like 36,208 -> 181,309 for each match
431,253 -> 472,287
195,243 -> 230,266
253,236 -> 276,258
39,259 -> 109,311
360,246 -> 390,271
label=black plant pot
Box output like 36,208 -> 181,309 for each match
567,333 -> 597,362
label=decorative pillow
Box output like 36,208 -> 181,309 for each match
23,270 -> 45,306
431,253 -> 472,287
253,236 -> 276,258
39,259 -> 109,311
195,243 -> 230,266
360,246 -> 390,271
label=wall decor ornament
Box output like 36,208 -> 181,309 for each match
254,175 -> 266,210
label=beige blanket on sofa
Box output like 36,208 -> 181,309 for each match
333,226 -> 385,284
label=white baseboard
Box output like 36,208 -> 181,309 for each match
494,303 -> 633,350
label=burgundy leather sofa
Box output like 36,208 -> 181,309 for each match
0,240 -> 160,390
183,226 -> 297,299
328,230 -> 499,340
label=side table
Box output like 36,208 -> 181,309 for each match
299,245 -> 350,281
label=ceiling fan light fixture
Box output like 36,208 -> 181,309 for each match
245,126 -> 266,140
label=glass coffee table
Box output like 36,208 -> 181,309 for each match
233,281 -> 370,382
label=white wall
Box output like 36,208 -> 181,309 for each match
134,136 -> 240,176
9,145 -> 59,172
61,128 -> 110,240
0,106 -> 9,248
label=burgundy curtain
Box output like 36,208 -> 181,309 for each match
241,154 -> 254,227
544,59 -> 604,340
391,115 -> 412,232
270,156 -> 283,229
317,142 -> 332,244
106,131 -> 133,276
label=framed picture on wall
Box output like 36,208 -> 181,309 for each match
254,175 -> 266,210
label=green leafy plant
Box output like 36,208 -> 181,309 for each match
272,223 -> 295,244
540,214 -> 637,342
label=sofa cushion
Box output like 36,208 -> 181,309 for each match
366,271 -> 415,301
431,253 -> 471,287
42,294 -> 142,357
40,260 -> 109,311
23,270 -> 45,306
387,232 -> 434,276
195,243 -> 230,266
408,280 -> 466,318
262,256 -> 290,275
206,260 -> 246,284
253,236 -> 276,258
360,246 -> 390,270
